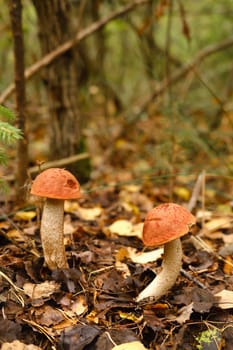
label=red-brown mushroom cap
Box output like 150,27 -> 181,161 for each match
30,168 -> 81,200
142,203 -> 196,246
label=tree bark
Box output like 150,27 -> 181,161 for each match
9,0 -> 28,203
32,0 -> 81,161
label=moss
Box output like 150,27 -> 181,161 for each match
195,328 -> 222,350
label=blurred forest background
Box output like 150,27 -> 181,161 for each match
0,0 -> 233,204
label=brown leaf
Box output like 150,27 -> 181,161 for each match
23,281 -> 61,299
192,287 -> 214,313
59,324 -> 101,350
0,319 -> 22,343
35,305 -> 64,327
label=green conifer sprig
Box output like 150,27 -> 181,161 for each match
0,105 -> 15,121
0,105 -> 23,192
0,121 -> 23,145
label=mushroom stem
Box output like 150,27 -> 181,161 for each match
136,238 -> 182,302
40,198 -> 68,270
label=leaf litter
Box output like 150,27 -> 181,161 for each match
0,173 -> 233,349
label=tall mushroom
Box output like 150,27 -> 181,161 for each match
136,203 -> 196,303
31,168 -> 81,270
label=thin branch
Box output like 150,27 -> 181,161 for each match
4,152 -> 89,182
129,36 -> 233,121
0,0 -> 151,104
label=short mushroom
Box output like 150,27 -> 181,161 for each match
31,168 -> 81,270
136,203 -> 196,302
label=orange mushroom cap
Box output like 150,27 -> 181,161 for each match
142,203 -> 196,247
31,168 -> 81,200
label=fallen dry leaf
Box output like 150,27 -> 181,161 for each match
1,340 -> 42,350
118,311 -> 143,323
107,220 -> 142,239
126,247 -> 163,264
214,289 -> 233,309
173,186 -> 190,201
14,211 -> 37,221
71,295 -> 88,316
23,281 -> 61,299
77,206 -> 103,220
175,303 -> 193,324
201,216 -> 233,234
108,220 -> 133,236
223,256 -> 233,275
112,341 -> 147,350
115,261 -> 131,277
64,221 -> 76,235
6,229 -> 25,242
59,324 -> 101,349
35,305 -> 64,326
64,200 -> 79,212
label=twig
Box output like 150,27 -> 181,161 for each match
4,152 -> 89,182
193,68 -> 233,128
22,318 -> 56,344
187,171 -> 205,212
105,332 -> 117,347
128,36 -> 233,122
0,206 -> 41,257
0,270 -> 25,306
201,170 -> 206,228
0,0 -> 152,104
180,268 -> 207,289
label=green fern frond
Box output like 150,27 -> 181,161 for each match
0,121 -> 23,145
0,105 -> 15,121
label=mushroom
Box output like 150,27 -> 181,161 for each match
136,203 -> 196,302
31,168 -> 81,270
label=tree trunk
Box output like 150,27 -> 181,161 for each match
32,0 -> 81,161
9,0 -> 29,204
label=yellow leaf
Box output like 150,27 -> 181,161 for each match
108,220 -> 133,236
64,200 -> 79,212
77,206 -> 102,220
174,186 -> 190,201
15,211 -> 37,221
86,310 -> 99,324
53,318 -> 76,330
204,217 -> 232,232
223,256 -> 233,275
107,220 -> 143,239
7,229 -> 24,242
115,248 -> 129,262
118,311 -> 143,323
216,204 -> 232,214
122,184 -> 141,193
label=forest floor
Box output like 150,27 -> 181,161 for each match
0,113 -> 233,350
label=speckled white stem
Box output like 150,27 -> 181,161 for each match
136,239 -> 182,302
40,198 -> 68,270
